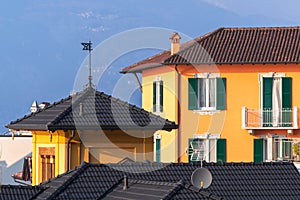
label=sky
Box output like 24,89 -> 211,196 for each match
1,0 -> 300,133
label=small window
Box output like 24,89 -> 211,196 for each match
153,79 -> 163,113
188,76 -> 226,111
188,138 -> 226,162
39,147 -> 55,182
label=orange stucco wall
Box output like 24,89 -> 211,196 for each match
142,63 -> 300,162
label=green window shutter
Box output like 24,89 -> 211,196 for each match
155,139 -> 161,162
282,77 -> 292,127
216,139 -> 226,162
153,82 -> 156,112
216,78 -> 226,110
188,138 -> 198,162
282,77 -> 292,109
263,77 -> 273,109
188,78 -> 198,110
254,139 -> 264,162
263,78 -> 273,127
159,81 -> 163,112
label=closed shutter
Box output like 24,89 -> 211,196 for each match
159,81 -> 163,112
254,139 -> 264,162
155,139 -> 161,162
282,77 -> 292,127
153,82 -> 156,112
216,78 -> 226,110
216,139 -> 226,162
263,78 -> 273,127
188,78 -> 198,110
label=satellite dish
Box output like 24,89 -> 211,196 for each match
191,168 -> 212,189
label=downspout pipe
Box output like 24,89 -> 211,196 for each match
66,130 -> 75,171
175,65 -> 181,162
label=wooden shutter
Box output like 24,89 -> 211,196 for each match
254,139 -> 264,162
216,139 -> 226,162
188,78 -> 198,110
153,82 -> 156,112
282,77 -> 292,127
159,81 -> 163,112
263,78 -> 273,127
216,78 -> 226,110
155,139 -> 161,162
282,77 -> 292,109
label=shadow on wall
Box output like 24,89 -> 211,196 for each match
0,153 -> 32,185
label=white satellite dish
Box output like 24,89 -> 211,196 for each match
191,168 -> 212,189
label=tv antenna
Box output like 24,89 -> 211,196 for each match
81,41 -> 93,88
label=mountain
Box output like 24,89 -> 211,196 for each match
0,0 -> 297,133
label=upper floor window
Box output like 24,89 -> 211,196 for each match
260,73 -> 292,127
153,77 -> 163,113
188,73 -> 226,111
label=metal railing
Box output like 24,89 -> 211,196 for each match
242,106 -> 298,129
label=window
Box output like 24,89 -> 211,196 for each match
261,75 -> 292,127
254,138 -> 292,162
188,74 -> 226,111
39,147 -> 55,182
153,78 -> 163,113
155,138 -> 161,162
188,137 -> 226,162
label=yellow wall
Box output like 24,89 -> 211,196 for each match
32,130 -> 70,185
32,129 -> 154,185
141,63 -> 300,163
142,68 -> 178,162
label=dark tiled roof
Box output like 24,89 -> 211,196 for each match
101,179 -> 221,200
34,161 -> 300,200
0,185 -> 45,200
6,87 -> 178,131
121,27 -> 300,73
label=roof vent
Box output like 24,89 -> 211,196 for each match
30,101 -> 39,113
170,32 -> 181,55
123,175 -> 128,190
79,103 -> 83,116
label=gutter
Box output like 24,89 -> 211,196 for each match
66,130 -> 75,171
174,64 -> 181,162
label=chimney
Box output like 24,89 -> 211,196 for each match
79,103 -> 83,116
123,175 -> 128,190
30,101 -> 39,113
170,32 -> 181,55
39,102 -> 50,109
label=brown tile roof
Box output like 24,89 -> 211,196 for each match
121,27 -> 300,73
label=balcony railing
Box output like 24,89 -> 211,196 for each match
242,106 -> 298,129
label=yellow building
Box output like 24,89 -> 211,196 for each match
121,27 -> 300,163
6,87 -> 177,185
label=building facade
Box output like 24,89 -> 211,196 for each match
6,87 -> 177,185
121,27 -> 300,163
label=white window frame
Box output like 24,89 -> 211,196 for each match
260,135 -> 292,162
195,73 -> 220,111
192,133 -> 220,162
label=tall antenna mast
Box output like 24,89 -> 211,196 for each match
81,41 -> 93,88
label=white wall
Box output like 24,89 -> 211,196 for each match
0,136 -> 32,185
